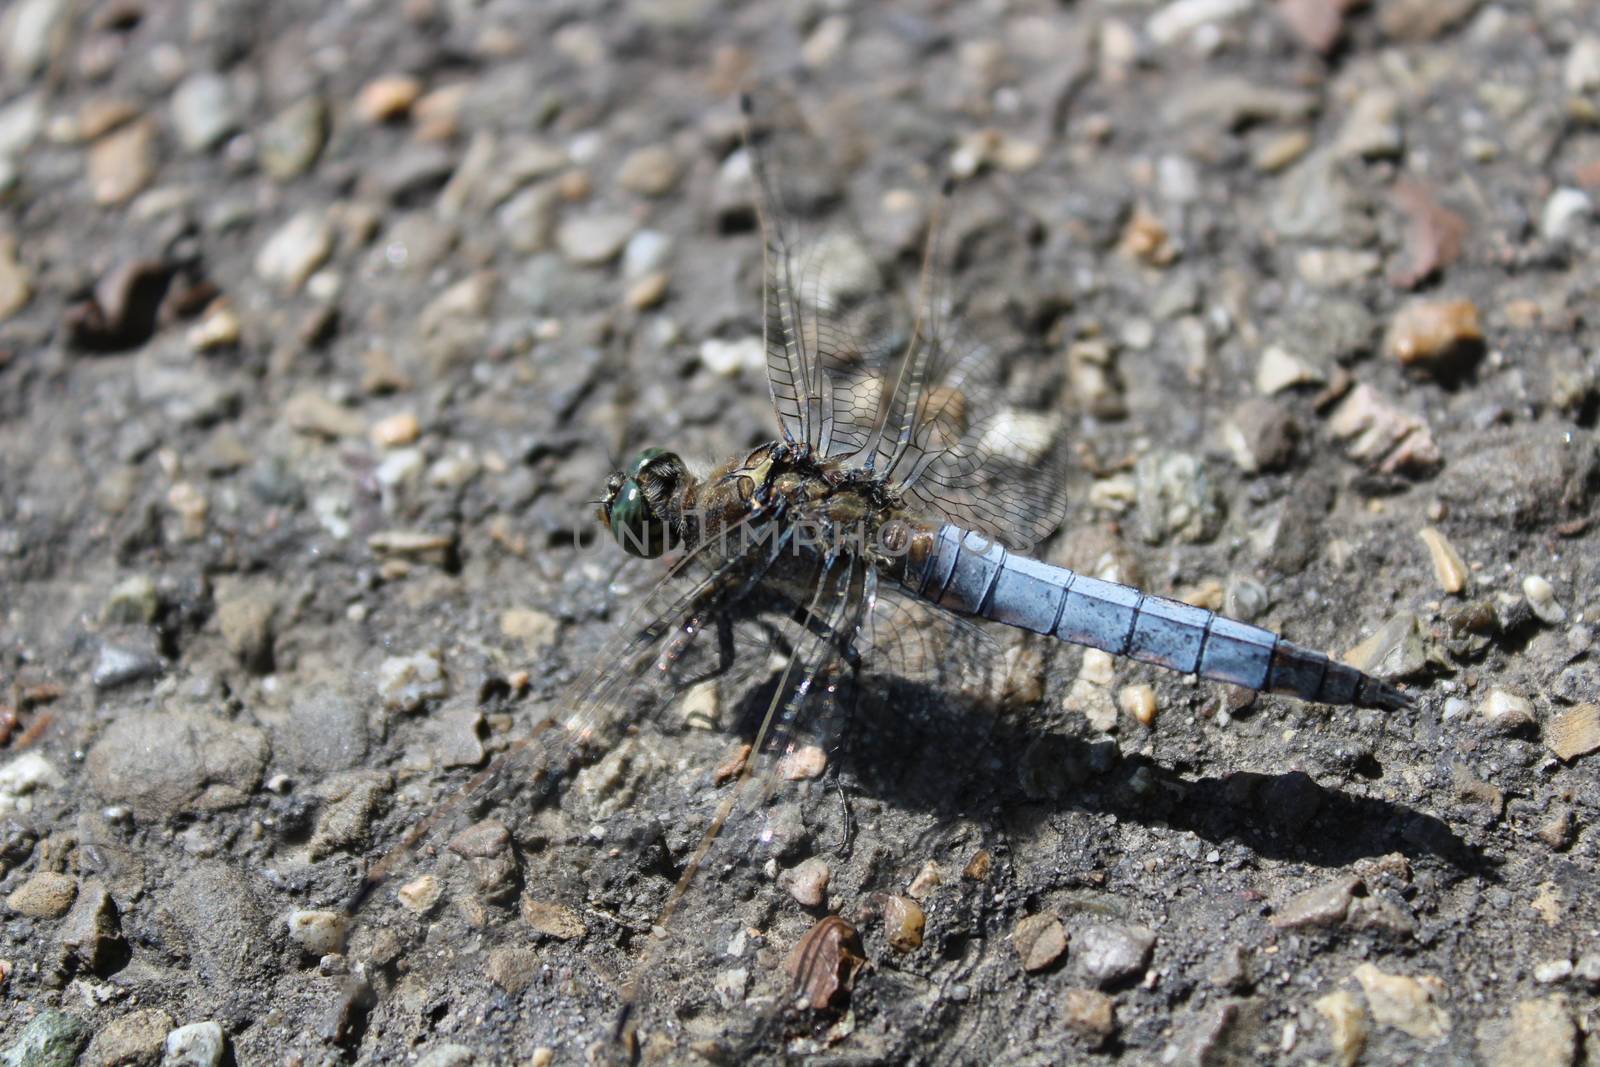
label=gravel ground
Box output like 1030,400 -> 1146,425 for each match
3,1 -> 1600,1064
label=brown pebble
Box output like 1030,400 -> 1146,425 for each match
1061,987 -> 1117,1041
520,896 -> 586,940
6,871 -> 77,919
1385,299 -> 1483,373
1418,526 -> 1469,595
963,849 -> 992,881
369,411 -> 421,448
624,270 -> 669,310
882,895 -> 925,953
356,74 -> 423,123
782,857 -> 830,908
87,118 -> 157,205
1011,912 -> 1068,973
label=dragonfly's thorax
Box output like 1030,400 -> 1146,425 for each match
667,440 -> 937,571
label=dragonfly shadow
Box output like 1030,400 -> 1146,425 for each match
826,675 -> 1489,879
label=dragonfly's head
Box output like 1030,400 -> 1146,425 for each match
599,447 -> 685,559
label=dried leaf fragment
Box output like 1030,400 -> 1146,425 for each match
783,915 -> 866,1011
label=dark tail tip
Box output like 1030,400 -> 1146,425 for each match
738,92 -> 753,115
940,173 -> 957,197
1360,676 -> 1415,712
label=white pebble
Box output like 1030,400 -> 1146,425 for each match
1479,688 -> 1534,730
287,909 -> 348,955
1522,575 -> 1567,625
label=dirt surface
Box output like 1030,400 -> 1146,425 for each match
3,1 -> 1600,1064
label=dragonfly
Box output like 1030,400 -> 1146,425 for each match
355,91 -> 1414,1057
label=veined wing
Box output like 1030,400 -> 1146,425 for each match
740,91 -> 909,459
740,89 -> 1068,553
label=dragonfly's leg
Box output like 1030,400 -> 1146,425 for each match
674,614 -> 740,688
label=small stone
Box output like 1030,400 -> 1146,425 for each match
285,391 -> 364,438
92,642 -> 163,689
519,897 -> 586,940
104,574 -> 160,625
287,909 -> 348,956
699,336 -> 764,376
882,895 -> 925,952
0,233 -> 32,322
397,874 -> 442,914
1146,0 -> 1252,45
1119,684 -> 1158,727
1163,76 -> 1316,128
369,411 -> 421,448
2,1010 -> 89,1067
1326,384 -> 1441,475
782,856 -> 830,908
624,271 -> 668,310
1075,924 -> 1155,986
59,880 -> 122,974
260,96 -> 329,180
908,860 -> 943,899
161,1021 -> 225,1067
85,1010 -> 175,1067
1479,688 -> 1534,731
556,213 -> 637,267
1574,953 -> 1600,986
1221,397 -> 1298,472
214,577 -> 277,673
1533,959 -> 1573,984
87,118 -> 158,205
1545,704 -> 1600,762
1478,994 -> 1576,1067
1378,0 -> 1480,40
617,145 -> 680,196
1385,299 -> 1484,374
0,752 -> 63,816
376,651 -> 448,712
1061,987 -> 1117,1042
1541,189 -> 1591,244
3,0 -> 70,78
1011,912 -> 1068,973
1418,527 -> 1469,595
1271,875 -> 1360,930
499,608 -> 558,652
622,230 -> 672,279
1522,575 -> 1567,625
170,72 -> 239,152
1335,88 -> 1403,159
1135,451 -> 1224,545
6,870 -> 76,918
357,74 -> 423,123
1315,990 -> 1370,1067
186,301 -> 241,352
1351,963 -> 1450,1041
1253,129 -> 1311,172
256,211 -> 334,291
1255,344 -> 1325,394
778,745 -> 827,781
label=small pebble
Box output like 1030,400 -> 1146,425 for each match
882,895 -> 925,953
260,96 -> 329,180
357,74 -> 423,123
1061,987 -> 1117,1042
1479,688 -> 1535,731
170,72 -> 240,152
1118,684 -> 1157,727
369,411 -> 421,448
907,860 -> 942,899
1335,88 -> 1403,159
519,897 -> 586,940
1540,188 -> 1591,244
87,118 -> 157,205
1255,344 -> 1324,394
376,651 -> 448,712
616,145 -> 680,196
6,870 -> 76,918
782,857 -> 830,908
1315,990 -> 1369,1067
92,642 -> 163,689
85,1008 -> 173,1067
186,301 -> 241,352
397,875 -> 442,914
699,336 -> 764,376
556,213 -> 637,267
1350,963 -> 1450,1040
162,1021 -> 225,1067
287,909 -> 348,956
1521,575 -> 1567,625
1533,958 -> 1573,984
256,211 -> 334,292
624,271 -> 668,310
1075,924 -> 1155,986
778,744 -> 827,781
1011,912 -> 1068,973
2,1010 -> 89,1067
1418,527 -> 1469,595
1385,299 -> 1484,373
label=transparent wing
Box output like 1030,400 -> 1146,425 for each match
740,91 -> 910,458
740,90 -> 1069,552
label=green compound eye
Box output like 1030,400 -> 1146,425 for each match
609,480 -> 670,558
